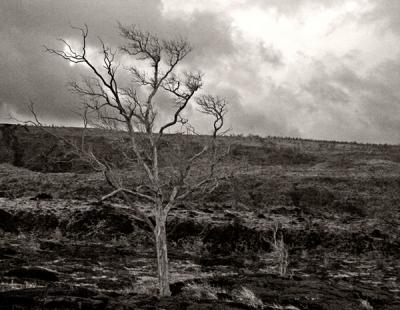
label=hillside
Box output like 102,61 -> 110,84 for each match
0,124 -> 399,309
2,123 -> 400,170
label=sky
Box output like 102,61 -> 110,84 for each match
1,0 -> 400,143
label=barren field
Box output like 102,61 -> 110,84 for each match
0,125 -> 399,309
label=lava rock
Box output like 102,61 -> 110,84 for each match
43,297 -> 107,310
203,222 -> 271,254
66,205 -> 134,238
0,289 -> 38,309
5,267 -> 59,282
196,256 -> 247,268
13,210 -> 59,231
0,246 -> 17,258
270,206 -> 302,216
0,209 -> 17,232
30,193 -> 53,200
370,229 -> 387,239
167,218 -> 205,241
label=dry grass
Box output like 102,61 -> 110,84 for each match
110,235 -> 130,247
232,286 -> 263,309
0,280 -> 44,292
181,281 -> 223,301
181,282 -> 263,309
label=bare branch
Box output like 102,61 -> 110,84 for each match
196,95 -> 228,138
119,24 -> 162,63
158,72 -> 202,136
101,188 -> 124,201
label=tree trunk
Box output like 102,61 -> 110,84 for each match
155,209 -> 171,296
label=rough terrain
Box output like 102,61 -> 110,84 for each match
0,124 -> 399,309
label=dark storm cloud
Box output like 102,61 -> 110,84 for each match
167,11 -> 236,65
0,0 -> 235,123
0,0 -> 157,121
2,0 -> 400,143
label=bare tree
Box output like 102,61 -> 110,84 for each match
35,24 -> 229,296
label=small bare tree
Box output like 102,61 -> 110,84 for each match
35,24 -> 229,296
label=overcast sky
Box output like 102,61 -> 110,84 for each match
1,0 -> 400,143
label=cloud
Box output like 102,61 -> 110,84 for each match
1,0 -> 400,143
251,0 -> 344,15
258,43 -> 284,67
366,1 -> 400,35
171,11 -> 236,64
291,56 -> 400,143
0,0 -> 235,124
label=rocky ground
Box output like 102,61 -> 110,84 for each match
0,127 -> 400,309
0,196 -> 399,309
0,165 -> 399,309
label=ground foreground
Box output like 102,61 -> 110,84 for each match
0,126 -> 399,309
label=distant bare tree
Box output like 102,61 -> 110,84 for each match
30,24 -> 229,296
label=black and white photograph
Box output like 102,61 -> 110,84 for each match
0,0 -> 399,309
